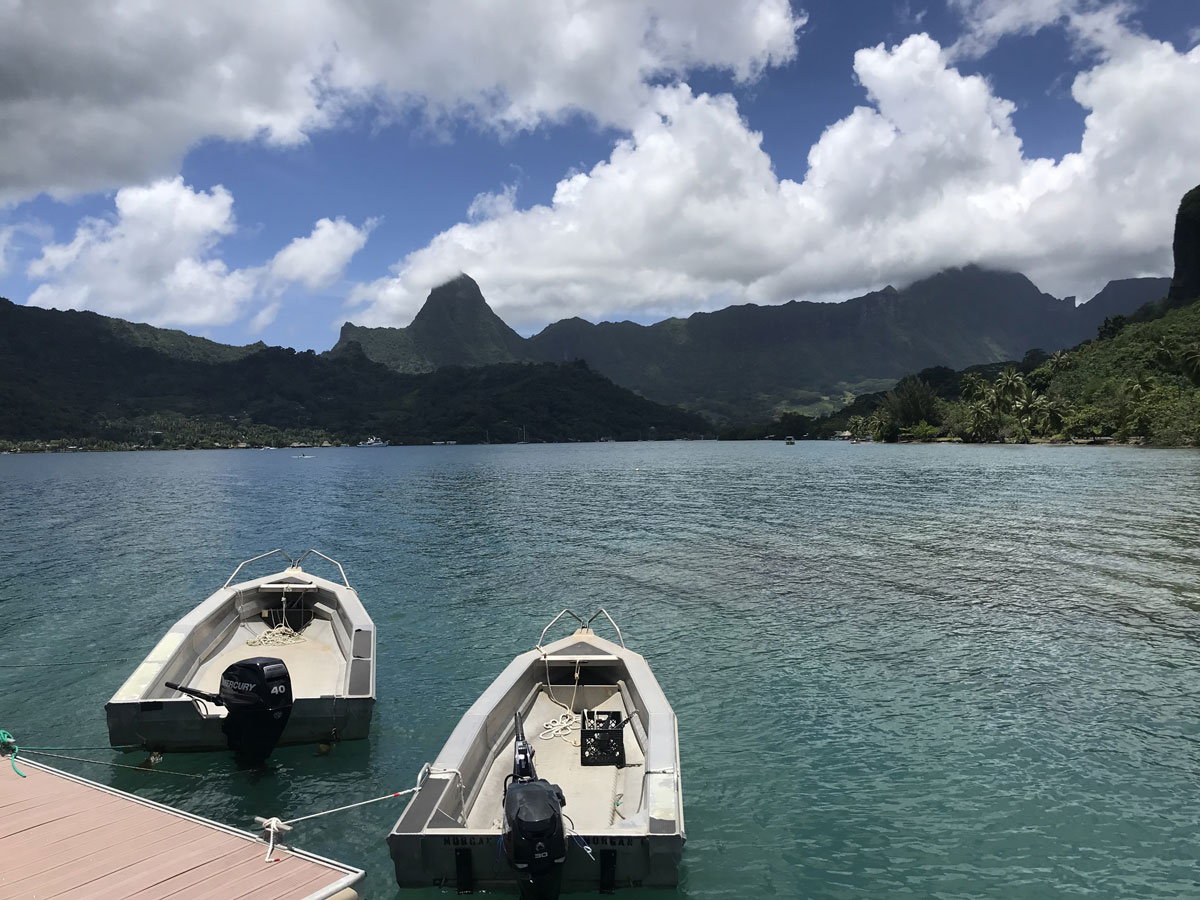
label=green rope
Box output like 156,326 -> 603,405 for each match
19,749 -> 208,779
0,729 -> 25,777
22,745 -> 141,752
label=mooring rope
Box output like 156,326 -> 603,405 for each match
257,786 -> 419,861
2,727 -> 221,779
18,749 -> 212,778
1,729 -> 25,777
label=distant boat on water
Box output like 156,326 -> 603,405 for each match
293,453 -> 315,459
785,436 -> 795,445
357,437 -> 389,448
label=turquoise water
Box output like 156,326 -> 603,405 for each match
2,442 -> 1200,899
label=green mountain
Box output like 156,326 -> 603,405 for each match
800,183 -> 1200,446
0,298 -> 710,447
333,268 -> 1168,422
334,274 -> 527,372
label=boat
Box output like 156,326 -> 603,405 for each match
785,435 -> 795,445
106,549 -> 376,761
357,436 -> 389,447
387,610 -> 684,897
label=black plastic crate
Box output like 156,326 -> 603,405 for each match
580,709 -> 625,767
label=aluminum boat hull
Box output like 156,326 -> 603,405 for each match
387,615 -> 684,893
106,550 -> 376,751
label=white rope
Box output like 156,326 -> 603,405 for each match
281,787 -> 418,825
248,589 -> 306,646
256,817 -> 290,862
539,711 -> 578,742
539,657 -> 581,746
246,624 -> 305,646
254,784 -> 420,862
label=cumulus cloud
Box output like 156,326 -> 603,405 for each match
947,0 -> 1138,58
24,178 -> 373,329
268,216 -> 377,292
349,26 -> 1200,332
26,178 -> 258,327
0,1 -> 803,203
0,227 -> 12,278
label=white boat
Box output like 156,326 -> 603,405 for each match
387,610 -> 684,897
106,550 -> 375,760
357,436 -> 389,447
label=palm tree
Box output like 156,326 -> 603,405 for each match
1181,345 -> 1200,386
1124,372 -> 1155,403
993,366 -> 1026,415
960,371 -> 987,403
1154,337 -> 1179,372
964,399 -> 999,442
1047,351 -> 1072,374
1030,394 -> 1069,436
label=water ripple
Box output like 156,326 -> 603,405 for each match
2,443 -> 1200,898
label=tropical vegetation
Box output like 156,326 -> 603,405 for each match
806,298 -> 1200,446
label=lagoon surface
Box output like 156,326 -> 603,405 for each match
3,441 -> 1200,899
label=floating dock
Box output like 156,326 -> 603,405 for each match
1,757 -> 363,900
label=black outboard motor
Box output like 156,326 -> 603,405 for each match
502,713 -> 568,900
167,656 -> 292,763
218,657 -> 292,761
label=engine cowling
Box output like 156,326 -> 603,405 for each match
218,656 -> 292,762
503,779 -> 568,899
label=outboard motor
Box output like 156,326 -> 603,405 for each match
502,713 -> 568,900
167,656 -> 292,763
218,657 -> 292,761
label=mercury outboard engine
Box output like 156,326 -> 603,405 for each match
167,656 -> 292,763
502,713 -> 568,900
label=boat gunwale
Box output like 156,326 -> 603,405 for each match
108,565 -> 375,706
389,628 -> 682,839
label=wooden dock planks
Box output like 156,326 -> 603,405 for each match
0,758 -> 362,900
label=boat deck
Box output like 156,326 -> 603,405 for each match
191,619 -> 346,700
464,689 -> 646,833
0,758 -> 362,900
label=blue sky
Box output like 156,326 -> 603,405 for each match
0,0 -> 1197,351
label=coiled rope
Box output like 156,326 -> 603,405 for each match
247,590 -> 307,647
246,624 -> 305,647
1,729 -> 25,777
539,657 -> 582,746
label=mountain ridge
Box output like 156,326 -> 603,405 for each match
332,267 -> 1169,420
0,296 -> 710,445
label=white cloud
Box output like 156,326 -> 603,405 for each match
0,227 -> 12,278
947,0 -> 1137,58
0,1 -> 804,203
268,216 -> 376,292
26,178 -> 259,327
350,27 -> 1199,332
24,177 -> 372,329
